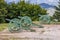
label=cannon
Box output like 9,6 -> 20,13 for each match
6,18 -> 21,32
6,16 -> 44,33
39,15 -> 51,24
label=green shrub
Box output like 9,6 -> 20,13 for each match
0,0 -> 47,23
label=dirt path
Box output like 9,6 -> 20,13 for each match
0,25 -> 60,40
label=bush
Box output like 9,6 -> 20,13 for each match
0,0 -> 47,23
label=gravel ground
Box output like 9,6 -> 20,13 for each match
0,25 -> 60,40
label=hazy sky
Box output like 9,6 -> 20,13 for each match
5,0 -> 59,5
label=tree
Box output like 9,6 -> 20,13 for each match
0,0 -> 7,23
53,0 -> 60,22
6,2 -> 18,19
0,0 -> 47,23
16,1 -> 47,21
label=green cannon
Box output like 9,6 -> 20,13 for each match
6,14 -> 54,33
39,15 -> 51,24
6,16 -> 44,33
6,18 -> 21,32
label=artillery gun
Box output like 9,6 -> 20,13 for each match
6,14 -> 53,33
6,18 -> 21,32
6,16 -> 44,33
39,15 -> 51,24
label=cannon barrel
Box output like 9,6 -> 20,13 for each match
18,16 -> 22,18
6,19 -> 11,21
38,14 -> 42,17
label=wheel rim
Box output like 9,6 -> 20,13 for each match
8,18 -> 20,32
20,16 -> 32,30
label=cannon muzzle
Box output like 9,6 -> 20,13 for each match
6,19 -> 11,21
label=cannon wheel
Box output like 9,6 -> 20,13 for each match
8,18 -> 21,33
39,15 -> 51,24
20,16 -> 32,30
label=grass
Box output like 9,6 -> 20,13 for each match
33,21 -> 60,25
0,23 -> 8,31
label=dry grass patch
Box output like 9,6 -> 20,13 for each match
0,23 -> 8,31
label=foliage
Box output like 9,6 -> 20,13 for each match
53,0 -> 60,22
0,0 -> 47,23
0,0 -> 7,23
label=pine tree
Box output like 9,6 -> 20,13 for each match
0,0 -> 7,23
53,0 -> 60,22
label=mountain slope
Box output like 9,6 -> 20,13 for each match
40,3 -> 55,9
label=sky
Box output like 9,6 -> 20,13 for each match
5,0 -> 59,5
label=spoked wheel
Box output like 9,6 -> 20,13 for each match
39,15 -> 51,24
20,16 -> 32,30
8,18 -> 21,33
